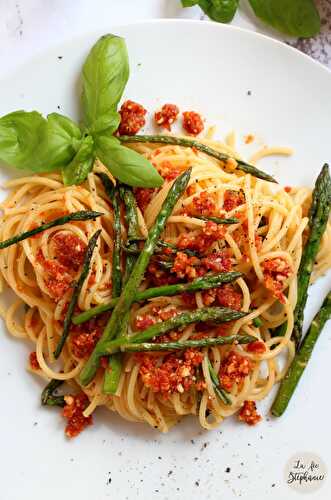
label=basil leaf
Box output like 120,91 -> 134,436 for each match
248,0 -> 320,38
0,111 -> 81,172
181,0 -> 199,6
90,112 -> 121,137
82,34 -> 129,135
198,0 -> 239,22
96,135 -> 163,188
62,135 -> 94,186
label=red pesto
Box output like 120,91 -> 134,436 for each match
134,187 -> 156,212
154,104 -> 179,131
246,341 -> 266,354
171,252 -> 200,280
219,351 -> 253,391
71,329 -> 102,359
135,315 -> 156,331
36,233 -> 86,300
201,250 -> 232,273
201,284 -> 242,309
177,221 -> 226,253
223,189 -> 245,212
262,257 -> 292,304
238,400 -> 262,426
182,111 -> 204,136
63,393 -> 92,438
216,284 -> 242,311
69,315 -> 109,358
158,161 -> 182,181
36,249 -> 72,299
156,330 -> 181,344
137,348 -> 203,397
118,100 -> 147,135
52,233 -> 86,271
135,307 -> 178,331
185,191 -> 217,217
146,260 -> 181,286
29,351 -> 40,370
216,321 -> 234,337
148,244 -> 232,287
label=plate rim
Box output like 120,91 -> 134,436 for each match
1,18 -> 330,84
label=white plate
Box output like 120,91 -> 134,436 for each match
1,20 -> 331,500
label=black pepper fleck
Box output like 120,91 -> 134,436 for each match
225,467 -> 231,473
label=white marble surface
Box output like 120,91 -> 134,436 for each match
1,0 -> 331,77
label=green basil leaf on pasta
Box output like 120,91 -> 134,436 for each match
248,0 -> 320,38
96,135 -> 164,188
0,111 -> 81,172
62,134 -> 95,186
82,34 -> 129,135
198,0 -> 239,23
90,111 -> 121,137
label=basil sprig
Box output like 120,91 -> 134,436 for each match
0,34 -> 163,188
82,34 -> 129,135
181,0 -> 321,38
0,111 -> 81,172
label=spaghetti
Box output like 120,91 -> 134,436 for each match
1,134 -> 330,435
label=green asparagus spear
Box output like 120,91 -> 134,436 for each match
119,185 -> 141,243
193,216 -> 239,225
99,173 -> 122,297
81,306 -> 247,382
271,290 -> 331,417
103,311 -> 130,394
54,229 -> 101,359
0,211 -> 103,249
156,239 -> 199,257
99,174 -> 124,391
117,306 -> 246,347
79,169 -> 192,386
119,134 -> 276,184
41,379 -> 65,407
119,334 -> 255,353
207,359 -> 231,405
119,184 -> 142,280
73,272 -> 242,325
292,164 -> 331,348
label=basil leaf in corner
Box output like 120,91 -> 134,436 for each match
248,0 -> 321,38
181,1 -> 199,6
0,111 -> 81,172
198,0 -> 239,23
62,135 -> 95,186
96,136 -> 163,188
82,34 -> 129,135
